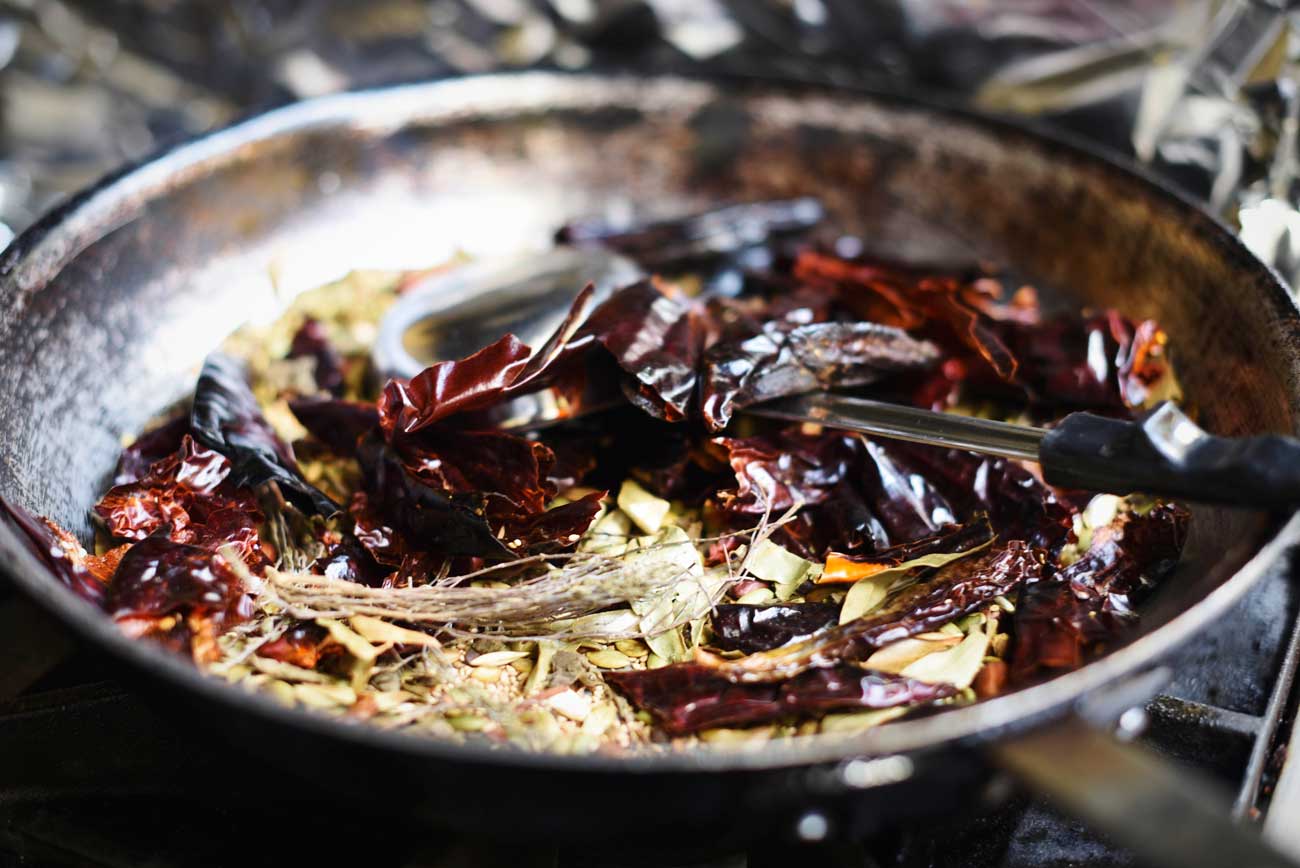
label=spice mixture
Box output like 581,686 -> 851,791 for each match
3,201 -> 1189,754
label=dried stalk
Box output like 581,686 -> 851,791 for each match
268,545 -> 691,631
260,509 -> 797,638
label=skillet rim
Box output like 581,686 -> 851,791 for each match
1,69 -> 1298,775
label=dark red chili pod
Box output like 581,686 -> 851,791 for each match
191,353 -> 339,516
0,498 -> 107,606
699,541 -> 1043,683
709,602 -> 840,654
605,662 -> 956,735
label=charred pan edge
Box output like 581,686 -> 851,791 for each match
0,71 -> 1297,776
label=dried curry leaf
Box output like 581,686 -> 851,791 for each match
900,616 -> 993,688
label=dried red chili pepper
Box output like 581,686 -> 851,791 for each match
699,319 -> 939,431
1117,318 -> 1175,408
1010,503 -> 1189,681
577,279 -> 705,422
710,427 -> 858,515
605,663 -> 955,735
856,437 -> 960,543
113,415 -> 190,485
398,428 -> 556,516
868,441 -> 1073,550
288,317 -> 346,396
818,516 -> 994,585
258,622 -> 330,668
107,535 -> 254,660
501,490 -> 605,554
763,480 -> 891,560
543,433 -> 599,493
1006,313 -> 1119,410
94,435 -> 268,568
698,541 -> 1043,683
288,396 -> 379,455
191,353 -> 338,516
793,250 -> 1018,380
378,284 -> 598,437
356,283 -> 616,567
312,533 -> 390,587
353,432 -> 514,562
0,499 -> 107,605
709,602 -> 840,654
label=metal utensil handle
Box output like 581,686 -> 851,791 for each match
995,714 -> 1297,868
1041,402 -> 1300,507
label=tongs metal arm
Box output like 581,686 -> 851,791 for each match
748,394 -> 1300,508
746,393 -> 1046,461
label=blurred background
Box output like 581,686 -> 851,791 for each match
1,0 -> 1298,281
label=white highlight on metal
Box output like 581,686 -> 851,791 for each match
1117,706 -> 1148,741
840,755 -> 915,789
1143,402 -> 1207,463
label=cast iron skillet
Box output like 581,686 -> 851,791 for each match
1,72 -> 1298,865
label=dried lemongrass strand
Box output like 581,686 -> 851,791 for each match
268,543 -> 700,633
262,511 -> 796,640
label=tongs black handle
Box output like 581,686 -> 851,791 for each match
1041,403 -> 1300,508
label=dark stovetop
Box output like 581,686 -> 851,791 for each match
1,546 -> 1296,868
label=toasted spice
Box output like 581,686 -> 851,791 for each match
44,211 -> 1190,756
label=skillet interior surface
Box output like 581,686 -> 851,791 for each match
1,72 -> 1299,793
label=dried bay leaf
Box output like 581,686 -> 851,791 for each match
349,615 -> 441,648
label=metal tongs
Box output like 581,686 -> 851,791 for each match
750,393 -> 1300,509
375,249 -> 1300,509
